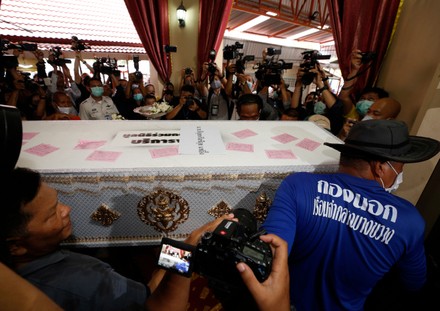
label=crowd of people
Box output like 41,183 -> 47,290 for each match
2,46 -> 440,311
1,47 -> 402,135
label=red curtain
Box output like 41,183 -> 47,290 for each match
327,0 -> 402,93
197,0 -> 234,79
124,0 -> 171,83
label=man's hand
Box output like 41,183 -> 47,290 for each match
237,234 -> 290,311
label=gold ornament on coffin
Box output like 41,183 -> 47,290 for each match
253,192 -> 271,222
208,201 -> 232,218
137,189 -> 189,233
91,203 -> 121,226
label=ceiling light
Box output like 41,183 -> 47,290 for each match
266,11 -> 277,17
233,15 -> 270,32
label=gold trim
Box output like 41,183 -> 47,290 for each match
208,201 -> 232,218
42,172 -> 292,185
90,204 -> 121,226
253,192 -> 272,223
62,233 -> 190,244
137,189 -> 190,233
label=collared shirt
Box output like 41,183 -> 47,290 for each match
17,250 -> 148,311
79,95 -> 119,120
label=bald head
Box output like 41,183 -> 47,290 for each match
365,97 -> 401,120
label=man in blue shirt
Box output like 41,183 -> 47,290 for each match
262,119 -> 440,311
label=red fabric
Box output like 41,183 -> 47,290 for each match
124,0 -> 171,83
327,0 -> 401,94
197,0 -> 234,79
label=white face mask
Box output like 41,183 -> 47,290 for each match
381,161 -> 403,193
58,106 -> 76,115
362,114 -> 374,121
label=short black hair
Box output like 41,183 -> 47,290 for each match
282,108 -> 299,119
144,94 -> 156,101
1,167 -> 41,265
361,86 -> 389,99
236,94 -> 263,113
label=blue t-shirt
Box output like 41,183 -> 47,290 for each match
262,172 -> 426,311
17,250 -> 148,311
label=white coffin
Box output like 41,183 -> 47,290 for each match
17,120 -> 342,247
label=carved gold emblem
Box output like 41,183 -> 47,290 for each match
253,192 -> 271,222
137,189 -> 189,233
208,201 -> 232,218
91,203 -> 121,226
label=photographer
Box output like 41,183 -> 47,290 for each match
199,63 -> 232,120
338,49 -> 379,117
179,67 -> 202,100
290,60 -> 345,135
165,84 -> 207,120
45,48 -> 81,110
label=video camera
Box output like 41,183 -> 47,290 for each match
255,47 -> 293,86
299,50 -> 331,85
71,36 -> 90,51
223,41 -> 244,60
93,57 -> 120,77
223,41 -> 255,75
132,55 -> 142,81
157,208 -> 272,294
48,47 -> 72,66
1,39 -> 38,52
1,39 -> 38,70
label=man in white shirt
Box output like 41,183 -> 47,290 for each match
79,78 -> 119,120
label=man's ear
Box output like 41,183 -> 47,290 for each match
370,160 -> 387,179
6,237 -> 28,257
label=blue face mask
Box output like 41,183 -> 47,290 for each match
314,101 -> 326,115
210,80 -> 222,89
356,99 -> 374,116
91,86 -> 104,97
133,93 -> 143,101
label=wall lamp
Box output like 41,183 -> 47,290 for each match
176,1 -> 187,28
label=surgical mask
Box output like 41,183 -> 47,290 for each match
272,91 -> 278,100
247,81 -> 253,90
133,93 -> 143,101
356,99 -> 374,117
232,75 -> 237,84
362,114 -> 374,121
210,80 -> 222,89
314,101 -> 326,115
58,106 -> 76,115
91,86 -> 104,97
381,161 -> 403,193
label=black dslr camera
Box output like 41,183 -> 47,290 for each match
157,208 -> 272,293
207,49 -> 217,76
299,50 -> 331,85
183,95 -> 194,108
361,51 -> 377,64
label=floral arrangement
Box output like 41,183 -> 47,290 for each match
111,113 -> 125,120
148,101 -> 173,114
